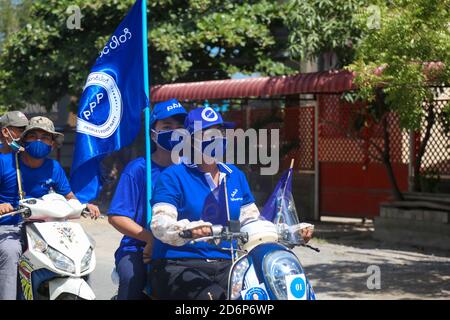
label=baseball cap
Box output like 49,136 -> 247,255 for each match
150,99 -> 188,128
184,107 -> 235,134
20,116 -> 64,146
0,111 -> 29,128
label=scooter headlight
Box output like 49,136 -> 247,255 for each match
81,247 -> 93,272
46,246 -> 76,274
29,230 -> 48,253
228,257 -> 250,300
262,251 -> 304,300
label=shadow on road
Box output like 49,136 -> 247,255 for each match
307,258 -> 450,299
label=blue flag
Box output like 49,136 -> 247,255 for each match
70,0 -> 147,203
261,168 -> 296,223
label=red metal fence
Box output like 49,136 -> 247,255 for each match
218,92 -> 448,219
317,94 -> 409,218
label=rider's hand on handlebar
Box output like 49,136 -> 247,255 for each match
0,203 -> 14,216
86,203 -> 101,220
300,226 -> 314,244
190,226 -> 212,239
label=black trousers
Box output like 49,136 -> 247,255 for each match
151,259 -> 232,300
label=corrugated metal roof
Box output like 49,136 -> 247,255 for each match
151,70 -> 355,102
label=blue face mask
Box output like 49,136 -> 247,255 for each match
195,137 -> 228,159
24,141 -> 52,159
152,129 -> 182,151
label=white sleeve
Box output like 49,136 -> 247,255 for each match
239,203 -> 260,223
151,203 -> 212,246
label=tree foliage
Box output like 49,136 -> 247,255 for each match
0,0 -> 294,110
0,0 -> 370,111
345,0 -> 450,195
0,0 -> 33,48
347,0 -> 450,130
285,0 -> 369,67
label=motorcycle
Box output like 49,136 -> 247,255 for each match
176,166 -> 319,301
180,216 -> 319,300
2,192 -> 96,300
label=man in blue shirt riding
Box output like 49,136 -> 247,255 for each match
150,107 -> 314,300
150,107 -> 257,300
107,99 -> 187,300
0,111 -> 29,300
0,116 -> 100,300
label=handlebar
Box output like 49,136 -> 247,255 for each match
0,207 -> 32,219
81,208 -> 91,218
179,230 -> 193,239
178,224 -> 248,245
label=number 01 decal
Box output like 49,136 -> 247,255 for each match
285,274 -> 307,300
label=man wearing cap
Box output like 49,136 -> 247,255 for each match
149,106 -> 314,300
0,111 -> 28,154
107,99 -> 187,300
149,106 -> 255,300
0,111 -> 29,300
0,116 -> 100,299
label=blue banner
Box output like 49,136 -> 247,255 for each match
70,0 -> 147,203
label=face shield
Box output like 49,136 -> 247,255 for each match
259,167 -> 303,246
273,190 -> 303,245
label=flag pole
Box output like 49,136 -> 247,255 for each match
142,0 -> 152,226
142,0 -> 153,297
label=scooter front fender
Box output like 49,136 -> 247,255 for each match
48,277 -> 95,300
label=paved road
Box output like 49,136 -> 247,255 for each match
81,216 -> 450,300
81,217 -> 122,300
295,218 -> 450,300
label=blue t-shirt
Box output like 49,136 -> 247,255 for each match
19,158 -> 72,199
0,153 -> 21,225
0,155 -> 72,225
151,163 -> 255,260
107,158 -> 165,265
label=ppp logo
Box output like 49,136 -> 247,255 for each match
77,72 -> 123,139
201,107 -> 219,122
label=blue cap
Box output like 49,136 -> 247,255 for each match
150,99 -> 187,128
184,107 -> 235,134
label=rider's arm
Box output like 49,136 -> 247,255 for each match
108,215 -> 153,244
64,192 -> 76,200
64,192 -> 101,219
151,202 -> 212,246
107,164 -> 153,244
239,203 -> 260,222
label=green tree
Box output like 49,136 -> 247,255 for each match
0,0 -> 294,110
0,0 -> 371,111
345,0 -> 450,197
0,0 -> 33,48
285,0 -> 369,67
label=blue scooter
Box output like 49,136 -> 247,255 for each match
181,216 -> 319,300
